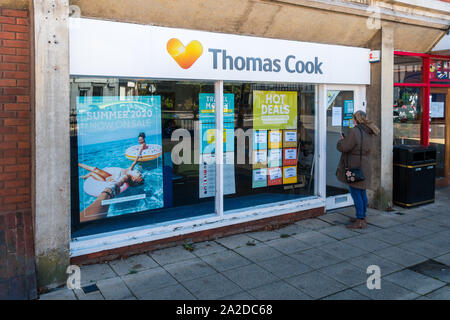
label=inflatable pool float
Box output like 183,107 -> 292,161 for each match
83,167 -> 129,197
125,144 -> 162,162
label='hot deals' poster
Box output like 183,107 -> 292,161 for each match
253,90 -> 297,130
76,96 -> 163,222
252,91 -> 298,188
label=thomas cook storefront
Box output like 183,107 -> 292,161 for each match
68,18 -> 370,260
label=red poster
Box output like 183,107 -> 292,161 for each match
267,167 -> 282,186
283,148 -> 297,166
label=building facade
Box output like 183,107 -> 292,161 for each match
0,0 -> 449,297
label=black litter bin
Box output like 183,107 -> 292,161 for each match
393,145 -> 436,208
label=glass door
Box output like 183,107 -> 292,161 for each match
430,88 -> 449,186
325,86 -> 364,210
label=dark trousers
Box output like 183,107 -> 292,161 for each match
349,186 -> 368,219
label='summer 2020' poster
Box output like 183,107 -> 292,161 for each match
76,96 -> 163,222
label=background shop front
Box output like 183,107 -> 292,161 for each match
394,51 -> 450,186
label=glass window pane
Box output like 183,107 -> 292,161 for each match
326,90 -> 354,197
70,78 -> 216,237
431,59 -> 450,84
393,87 -> 422,145
222,82 -> 316,212
394,55 -> 423,84
430,92 -> 446,178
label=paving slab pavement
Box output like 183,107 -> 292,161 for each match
322,289 -> 370,300
383,269 -> 446,295
255,255 -> 313,279
285,270 -> 348,299
247,281 -> 313,300
39,187 -> 450,300
96,277 -> 134,300
352,279 -> 420,300
181,273 -> 242,300
108,254 -> 159,276
424,286 -> 450,300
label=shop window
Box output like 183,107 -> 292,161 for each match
222,82 -> 316,212
78,89 -> 88,103
394,55 -> 422,83
430,93 -> 446,178
393,87 -> 422,145
326,90 -> 354,197
70,78 -> 216,237
70,78 -> 318,237
430,59 -> 450,84
394,52 -> 450,186
93,85 -> 104,97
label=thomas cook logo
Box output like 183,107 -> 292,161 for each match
167,38 -> 203,69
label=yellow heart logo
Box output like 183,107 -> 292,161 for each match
167,38 -> 203,69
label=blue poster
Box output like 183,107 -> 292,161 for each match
344,100 -> 354,119
199,93 -> 235,123
198,93 -> 236,198
252,168 -> 267,188
253,130 -> 267,150
76,96 -> 163,222
199,122 -> 235,154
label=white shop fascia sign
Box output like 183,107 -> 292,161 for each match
69,18 -> 370,84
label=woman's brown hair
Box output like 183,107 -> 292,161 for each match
353,110 -> 380,135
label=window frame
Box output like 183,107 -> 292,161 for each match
69,78 -> 324,257
394,51 -> 450,146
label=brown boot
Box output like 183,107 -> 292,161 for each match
349,217 -> 366,223
346,219 -> 366,229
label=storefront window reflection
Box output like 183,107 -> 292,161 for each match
223,83 -> 316,212
394,55 -> 422,83
393,87 -> 422,145
70,78 -> 217,236
394,52 -> 450,186
70,78 -> 317,237
430,92 -> 446,178
431,59 -> 450,84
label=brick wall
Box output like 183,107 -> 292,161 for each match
0,8 -> 36,300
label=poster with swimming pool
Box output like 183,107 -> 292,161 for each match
76,96 -> 163,222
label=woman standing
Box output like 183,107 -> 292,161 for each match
336,111 -> 380,229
